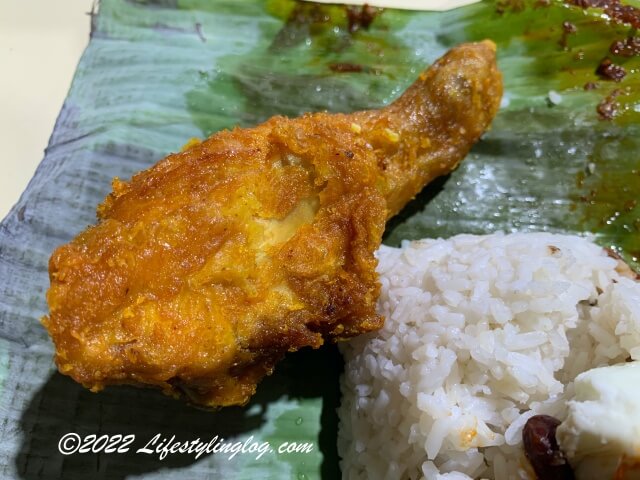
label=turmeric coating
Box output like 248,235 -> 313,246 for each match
44,42 -> 502,407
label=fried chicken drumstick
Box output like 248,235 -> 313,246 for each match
44,42 -> 502,407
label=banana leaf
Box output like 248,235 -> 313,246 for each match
0,0 -> 639,478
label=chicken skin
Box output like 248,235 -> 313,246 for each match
44,42 -> 502,408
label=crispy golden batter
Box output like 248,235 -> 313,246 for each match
44,42 -> 502,407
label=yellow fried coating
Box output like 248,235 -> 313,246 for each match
44,41 -> 502,407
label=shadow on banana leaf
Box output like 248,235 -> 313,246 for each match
15,345 -> 342,480
383,174 -> 450,245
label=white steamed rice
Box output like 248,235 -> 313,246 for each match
338,233 -> 640,480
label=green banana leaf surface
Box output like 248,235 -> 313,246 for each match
1,0 -> 639,478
